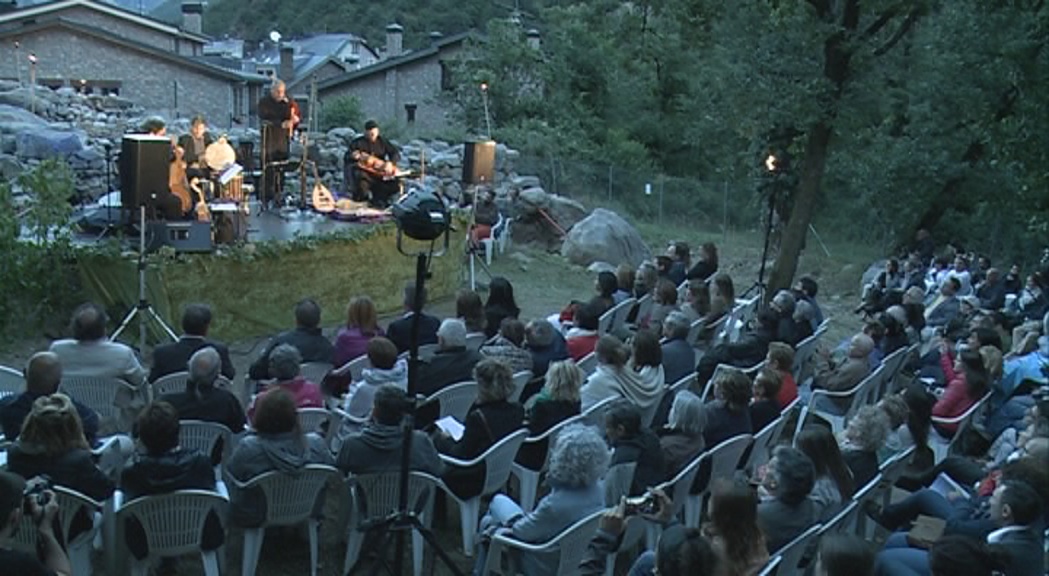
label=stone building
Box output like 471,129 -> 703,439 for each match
0,0 -> 268,128
317,26 -> 471,135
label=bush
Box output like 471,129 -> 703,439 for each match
320,95 -> 364,131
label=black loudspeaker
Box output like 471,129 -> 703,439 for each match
146,221 -> 213,253
462,140 -> 495,184
120,134 -> 170,210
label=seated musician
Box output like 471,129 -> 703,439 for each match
140,117 -> 188,221
177,115 -> 214,181
344,120 -> 401,208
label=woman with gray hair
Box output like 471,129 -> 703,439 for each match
474,423 -> 609,575
839,405 -> 891,488
434,358 -> 525,498
659,390 -> 706,476
247,343 -> 324,422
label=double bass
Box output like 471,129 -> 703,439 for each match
168,142 -> 194,214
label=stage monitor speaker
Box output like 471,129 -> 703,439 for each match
462,140 -> 495,185
120,135 -> 170,211
146,221 -> 213,253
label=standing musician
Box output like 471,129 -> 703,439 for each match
176,115 -> 214,182
139,116 -> 189,221
257,79 -> 299,209
345,119 -> 401,208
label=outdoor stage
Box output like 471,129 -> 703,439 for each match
75,204 -> 467,344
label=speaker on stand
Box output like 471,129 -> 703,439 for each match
462,140 -> 495,185
119,134 -> 170,221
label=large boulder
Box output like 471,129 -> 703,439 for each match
561,208 -> 651,268
15,129 -> 84,159
0,104 -> 48,136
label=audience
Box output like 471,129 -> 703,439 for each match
525,360 -> 582,436
765,341 -> 798,409
703,367 -> 753,448
606,400 -> 665,496
0,471 -> 71,576
757,445 -> 817,553
227,389 -> 334,527
816,534 -> 875,576
795,425 -> 855,519
687,242 -> 718,282
433,359 -> 524,498
456,289 -> 487,336
336,384 -> 445,476
248,298 -> 333,381
415,318 -> 482,397
524,318 -> 569,379
247,343 -> 324,421
474,424 -> 608,575
341,336 -> 406,422
660,311 -> 694,385
159,347 -> 246,450
386,281 -> 441,353
333,295 -> 385,367
149,303 -> 235,382
702,480 -> 769,576
565,302 -> 601,361
839,405 -> 891,487
580,334 -> 662,413
659,390 -> 706,477
0,351 -> 98,445
480,318 -> 534,374
484,277 -> 521,339
749,368 -> 783,432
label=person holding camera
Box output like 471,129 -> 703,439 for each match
0,471 -> 71,576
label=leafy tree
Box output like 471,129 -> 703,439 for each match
319,95 -> 364,131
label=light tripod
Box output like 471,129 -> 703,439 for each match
111,204 -> 177,352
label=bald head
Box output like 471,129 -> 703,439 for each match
25,351 -> 62,395
848,334 -> 876,359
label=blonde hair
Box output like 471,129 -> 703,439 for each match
979,345 -> 1003,383
19,393 -> 89,456
544,360 -> 583,402
346,296 -> 379,333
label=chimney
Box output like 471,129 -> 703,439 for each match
385,23 -> 403,58
180,1 -> 203,35
279,44 -> 295,83
429,31 -> 443,44
526,28 -> 541,51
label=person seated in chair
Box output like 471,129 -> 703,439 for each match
0,351 -> 98,445
416,319 -> 483,398
149,303 -> 235,383
386,281 -> 441,354
345,120 -> 401,208
158,347 -> 246,450
0,471 -> 72,576
248,298 -> 334,381
247,344 -> 324,421
336,384 -> 445,476
469,188 -> 500,247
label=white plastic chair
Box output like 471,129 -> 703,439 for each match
645,451 -> 705,547
12,486 -> 102,576
482,507 -> 604,575
152,372 -> 233,398
179,420 -> 234,477
436,428 -> 529,556
639,391 -> 665,430
510,414 -> 585,512
603,462 -> 637,507
929,391 -> 992,464
576,352 -> 598,376
511,370 -> 533,403
876,346 -> 910,398
299,362 -> 334,387
465,332 -> 487,352
298,407 -> 335,440
792,325 -> 827,389
61,375 -> 138,432
598,297 -> 635,335
420,380 -> 478,423
113,489 -> 229,576
797,364 -> 886,437
849,472 -> 884,537
667,372 -> 696,396
632,294 -> 654,329
232,464 -> 340,576
343,471 -> 437,576
757,556 -> 782,576
684,433 -> 754,527
0,364 -> 25,397
581,395 -> 618,429
481,214 -> 511,265
701,361 -> 764,402
770,523 -> 822,576
332,355 -> 372,383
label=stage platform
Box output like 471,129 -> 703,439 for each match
75,200 -> 467,345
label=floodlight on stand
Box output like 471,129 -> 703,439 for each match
391,188 -> 450,256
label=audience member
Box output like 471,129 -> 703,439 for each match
795,426 -> 854,519
839,405 -> 891,487
812,333 -> 874,414
592,271 -> 619,314
703,367 -> 753,447
580,334 -> 662,412
434,359 -> 524,498
696,309 -> 777,386
647,279 -> 678,336
484,277 -> 521,339
227,389 -> 334,527
456,289 -> 487,335
0,351 -> 98,445
1007,273 -> 1047,324
336,384 -> 445,476
247,344 -> 324,421
702,480 -> 769,576
770,289 -> 805,345
947,255 -> 974,296
710,273 -> 736,319
523,318 -> 569,379
766,342 -> 798,409
925,277 -> 962,331
415,319 -> 482,397
159,347 -> 246,440
633,261 -> 659,300
525,360 -> 582,436
1003,264 -> 1023,295
934,347 -> 989,436
605,400 -> 665,496
879,307 -> 910,356
333,295 -> 385,367
386,282 -> 441,353
480,318 -> 534,374
686,242 -> 718,282
659,391 -> 706,477
665,241 -> 689,286
341,336 -> 406,421
474,424 -> 608,575
680,278 -> 713,325
0,471 -> 71,576
248,298 -> 334,381
149,303 -> 235,382
120,401 -> 221,561
757,445 -> 817,553
794,300 -> 817,342
661,311 -> 694,385
926,535 -> 1007,576
613,264 -> 635,304
749,368 -> 783,432
816,534 -> 875,576
565,303 -> 601,361
795,275 -> 824,330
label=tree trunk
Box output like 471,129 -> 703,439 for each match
766,122 -> 833,298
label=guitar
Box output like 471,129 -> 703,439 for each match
310,161 -> 335,213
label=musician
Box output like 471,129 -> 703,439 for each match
138,117 -> 186,220
176,115 -> 214,180
257,79 -> 299,209
345,119 -> 401,208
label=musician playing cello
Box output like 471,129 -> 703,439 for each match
345,119 -> 401,208
257,79 -> 299,209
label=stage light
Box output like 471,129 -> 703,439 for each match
27,53 -> 37,64
269,30 -> 282,43
480,82 -> 489,92
391,189 -> 449,242
765,154 -> 777,172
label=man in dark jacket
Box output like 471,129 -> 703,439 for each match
606,401 -> 665,496
695,309 -> 777,386
248,298 -> 334,380
149,304 -> 235,382
661,312 -> 695,385
159,348 -> 246,463
336,385 -> 445,476
387,282 -> 441,354
415,319 -> 481,397
344,119 -> 401,207
524,318 -> 569,379
976,268 -> 1007,311
0,351 -> 98,445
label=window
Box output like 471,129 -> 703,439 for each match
405,103 -> 417,124
439,61 -> 453,92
